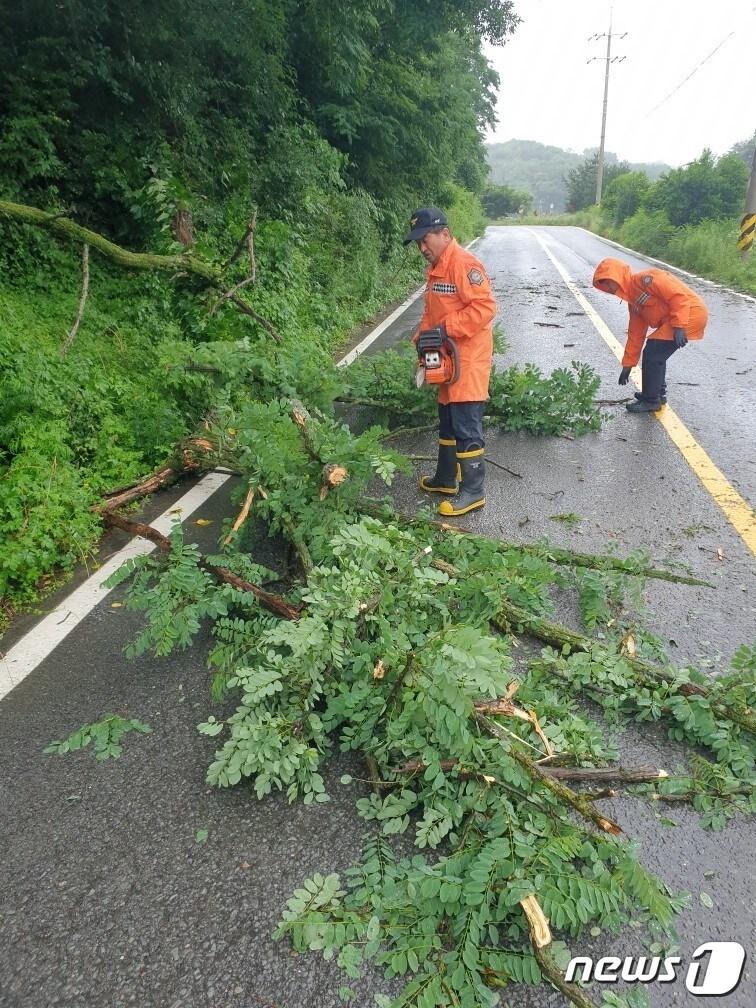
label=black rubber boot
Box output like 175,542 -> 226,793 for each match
626,398 -> 663,412
635,389 -> 667,405
419,439 -> 458,495
627,362 -> 664,412
438,448 -> 485,516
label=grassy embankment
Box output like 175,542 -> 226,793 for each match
0,192 -> 486,626
493,208 -> 756,295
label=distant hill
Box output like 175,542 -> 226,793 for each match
486,139 -> 670,212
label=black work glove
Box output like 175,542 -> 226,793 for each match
417,328 -> 445,356
672,327 -> 688,349
618,366 -> 632,385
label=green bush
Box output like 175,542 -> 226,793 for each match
644,151 -> 747,227
602,171 -> 650,225
666,219 -> 756,292
618,209 -> 676,258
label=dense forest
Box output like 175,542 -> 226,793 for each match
0,0 -> 519,606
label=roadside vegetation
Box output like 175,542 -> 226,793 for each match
3,6 -> 755,1008
489,144 -> 756,295
0,0 -> 508,615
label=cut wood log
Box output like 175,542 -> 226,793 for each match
541,765 -> 668,784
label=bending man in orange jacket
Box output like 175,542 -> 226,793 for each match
403,207 -> 497,515
593,257 -> 708,412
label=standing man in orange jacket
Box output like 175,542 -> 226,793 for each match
403,207 -> 497,515
593,258 -> 708,412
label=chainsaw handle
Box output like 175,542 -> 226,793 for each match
417,328 -> 444,355
444,335 -> 460,385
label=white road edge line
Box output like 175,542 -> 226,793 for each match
0,235 -> 482,702
336,237 -> 480,367
0,471 -> 231,701
571,226 -> 756,306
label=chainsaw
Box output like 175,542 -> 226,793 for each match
415,328 -> 460,387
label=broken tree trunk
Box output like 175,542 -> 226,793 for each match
102,510 -> 300,621
95,433 -> 235,513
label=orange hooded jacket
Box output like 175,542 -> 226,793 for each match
592,258 -> 708,367
416,239 -> 496,403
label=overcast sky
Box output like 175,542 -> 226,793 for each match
484,0 -> 755,166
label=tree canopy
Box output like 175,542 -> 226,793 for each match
0,0 -> 519,243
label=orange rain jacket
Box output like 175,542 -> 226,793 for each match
592,258 -> 708,368
416,239 -> 497,403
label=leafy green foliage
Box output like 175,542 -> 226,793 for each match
644,151 -> 748,227
342,344 -> 605,436
602,172 -> 650,226
485,139 -> 669,214
480,184 -> 532,219
108,409 -> 754,1004
44,714 -> 152,760
566,153 -> 631,213
0,262 -> 203,603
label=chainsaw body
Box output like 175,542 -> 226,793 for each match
416,328 -> 460,386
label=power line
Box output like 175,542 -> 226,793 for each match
648,5 -> 756,115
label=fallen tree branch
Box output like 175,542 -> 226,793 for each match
209,274 -> 256,316
359,501 -> 713,587
0,198 -> 217,280
255,485 -> 313,576
102,510 -> 301,620
223,211 -> 257,274
95,434 -> 234,513
228,295 -> 282,341
0,198 -> 280,339
494,601 -> 756,737
477,713 -> 623,835
224,485 -> 256,544
531,942 -> 600,1008
61,243 -> 89,355
540,765 -> 668,784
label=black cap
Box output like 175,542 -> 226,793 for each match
403,207 -> 448,245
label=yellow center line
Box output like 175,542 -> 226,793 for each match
528,229 -> 756,558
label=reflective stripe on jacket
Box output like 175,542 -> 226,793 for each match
417,239 -> 496,403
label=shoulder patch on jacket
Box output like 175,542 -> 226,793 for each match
467,267 -> 484,286
642,274 -> 653,285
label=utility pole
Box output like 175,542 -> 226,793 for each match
738,146 -> 756,257
588,9 -> 626,205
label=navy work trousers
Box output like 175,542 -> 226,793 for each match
642,338 -> 678,401
437,402 -> 485,451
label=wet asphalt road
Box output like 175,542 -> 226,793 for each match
0,225 -> 754,1008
